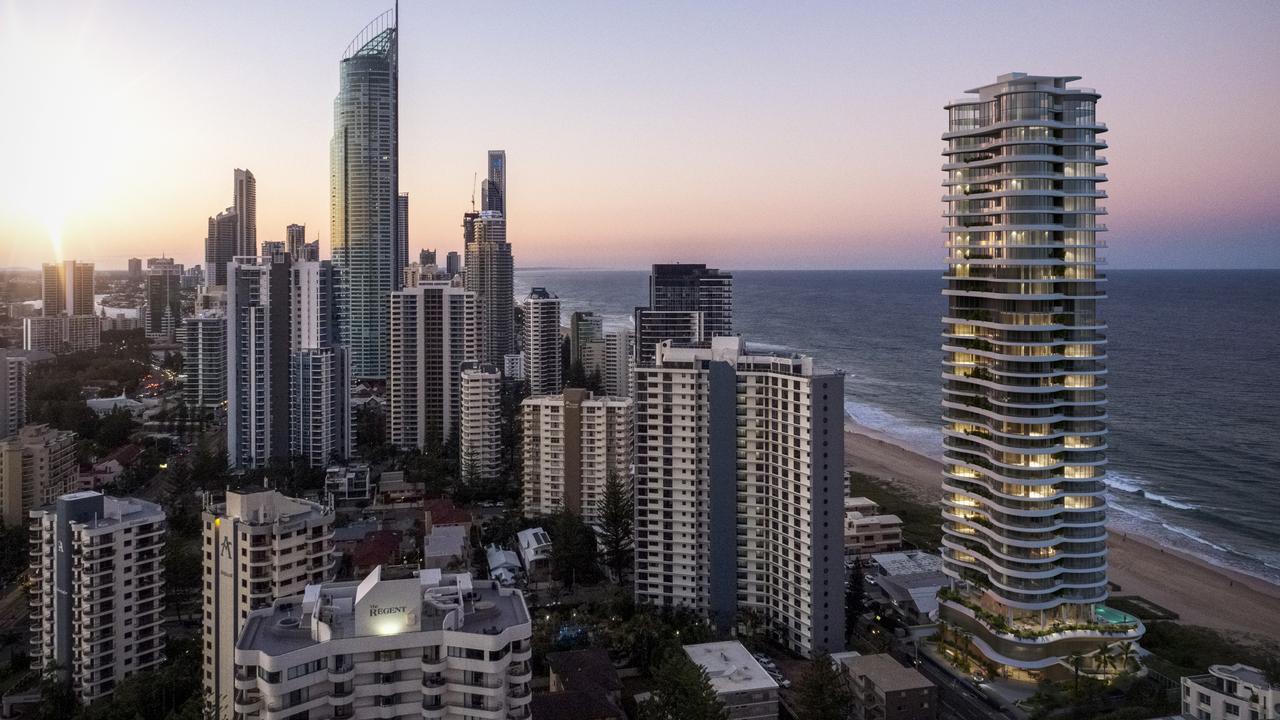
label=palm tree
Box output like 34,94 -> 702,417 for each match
1068,652 -> 1086,693
1094,646 -> 1115,675
1117,641 -> 1139,673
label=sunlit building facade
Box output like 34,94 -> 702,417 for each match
939,73 -> 1141,679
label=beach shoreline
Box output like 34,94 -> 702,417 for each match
843,420 -> 1280,645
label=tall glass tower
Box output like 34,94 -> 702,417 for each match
939,73 -> 1141,680
330,8 -> 398,380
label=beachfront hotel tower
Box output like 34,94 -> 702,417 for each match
938,73 -> 1141,680
330,8 -> 398,380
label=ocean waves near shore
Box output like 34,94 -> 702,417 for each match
517,268 -> 1280,588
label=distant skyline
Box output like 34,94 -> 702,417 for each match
1,0 -> 1278,270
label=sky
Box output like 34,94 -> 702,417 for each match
1,0 -> 1278,271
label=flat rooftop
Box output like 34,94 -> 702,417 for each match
841,653 -> 934,693
683,641 -> 778,695
238,570 -> 529,658
872,551 -> 944,576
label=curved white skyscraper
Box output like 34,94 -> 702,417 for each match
938,73 -> 1142,680
331,9 -> 398,380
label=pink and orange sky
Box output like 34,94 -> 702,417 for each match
1,0 -> 1278,271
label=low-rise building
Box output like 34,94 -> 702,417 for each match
232,568 -> 533,720
486,544 -> 521,586
870,552 -> 947,625
845,496 -> 903,556
86,392 -> 146,418
423,498 -> 472,534
516,527 -> 553,580
325,464 -> 373,504
423,524 -> 469,571
350,529 -> 403,578
683,641 -> 779,720
534,648 -> 625,720
1182,663 -> 1279,720
839,653 -> 937,720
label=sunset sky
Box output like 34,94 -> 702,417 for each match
1,0 -> 1278,271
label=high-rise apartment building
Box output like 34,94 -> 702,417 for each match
286,223 -> 307,259
227,255 -> 292,469
0,351 -> 27,439
397,192 -> 410,287
634,263 -> 733,364
206,206 -> 239,288
143,267 -> 183,341
603,329 -> 634,398
261,241 -> 286,258
234,168 -> 257,257
230,568 -> 533,720
182,312 -> 227,409
445,251 -> 461,276
938,73 -> 1138,678
29,491 -> 166,704
201,489 -> 334,719
1,424 -> 77,526
482,149 -> 507,217
290,260 -> 351,468
41,260 -> 95,317
419,248 -> 436,266
127,258 -> 143,278
388,282 -> 478,450
522,389 -> 633,529
460,362 -> 503,484
521,288 -> 562,396
23,315 -> 100,354
633,337 -> 845,657
331,10 -> 399,380
464,210 -> 515,367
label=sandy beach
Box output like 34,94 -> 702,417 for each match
844,421 -> 1280,646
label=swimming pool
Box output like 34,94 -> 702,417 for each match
1095,606 -> 1138,625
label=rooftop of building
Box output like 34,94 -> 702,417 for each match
683,641 -> 778,695
546,648 -> 622,696
39,491 -> 164,530
653,336 -> 842,378
237,568 -> 529,657
424,497 -> 472,527
872,551 -> 945,576
840,653 -> 934,693
352,530 -> 402,569
424,525 -> 467,560
1189,663 -> 1276,693
214,487 -> 332,525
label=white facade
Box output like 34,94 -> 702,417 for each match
1182,664 -> 1279,720
683,642 -> 779,720
325,464 -> 373,503
183,312 -> 227,409
227,256 -> 292,469
938,73 -> 1138,673
203,489 -> 335,719
388,282 -> 478,449
520,288 -> 561,396
460,362 -> 503,484
1,424 -> 78,527
521,390 -> 633,529
23,315 -> 100,354
633,337 -> 846,657
232,568 -> 533,720
603,329 -> 634,398
29,492 -> 166,704
290,261 -> 351,468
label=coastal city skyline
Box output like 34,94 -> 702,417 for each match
2,3 -> 1279,720
2,0 -> 1279,271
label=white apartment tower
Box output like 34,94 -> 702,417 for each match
0,350 -> 26,439
182,312 -> 227,409
232,568 -> 533,720
29,492 -> 166,704
1,424 -> 77,527
460,362 -> 503,484
521,287 -> 562,396
603,329 -> 635,398
633,337 -> 846,657
939,73 -> 1140,679
202,488 -> 335,719
388,282 -> 478,450
521,389 -> 634,529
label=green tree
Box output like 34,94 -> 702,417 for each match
96,409 -> 138,450
597,472 -> 633,581
793,654 -> 854,720
548,510 -> 601,588
638,651 -> 729,720
846,555 -> 865,642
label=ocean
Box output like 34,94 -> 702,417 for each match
514,269 -> 1280,586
